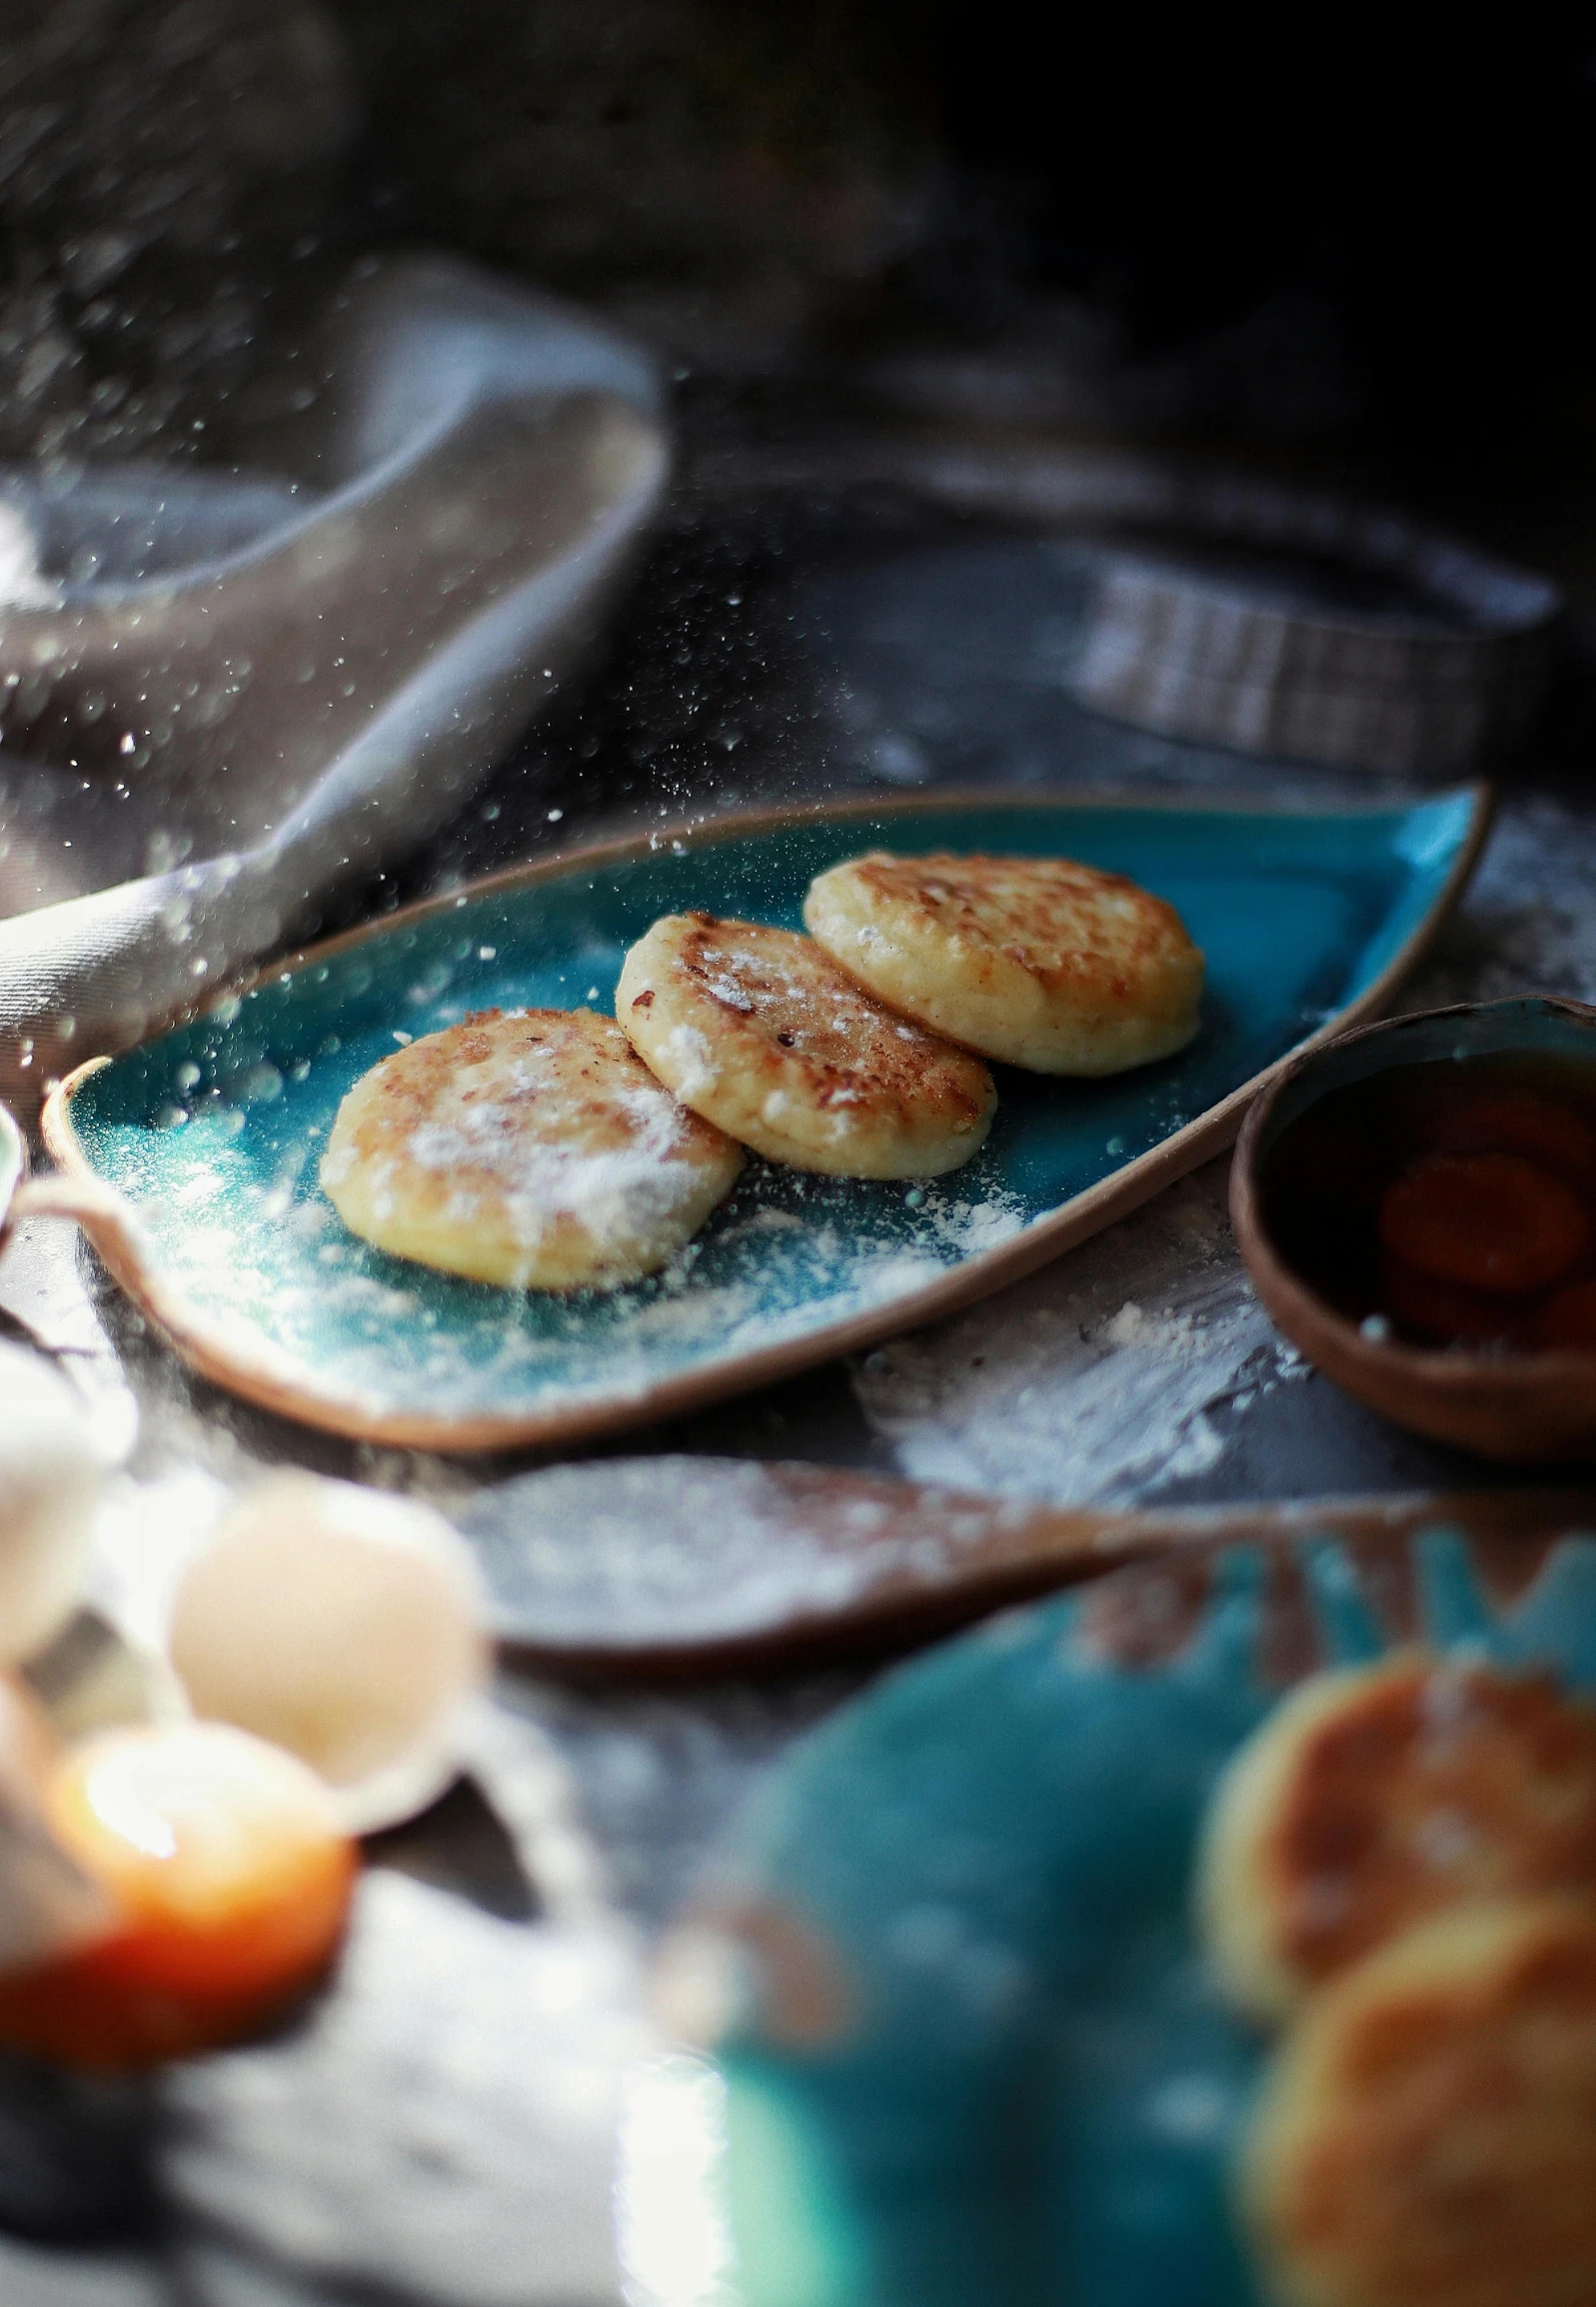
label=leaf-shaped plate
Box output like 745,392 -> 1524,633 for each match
42,787 -> 1488,1450
657,1514 -> 1596,2307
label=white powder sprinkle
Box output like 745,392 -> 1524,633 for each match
664,1025 -> 718,1100
855,1162 -> 1297,1504
403,1069 -> 704,1257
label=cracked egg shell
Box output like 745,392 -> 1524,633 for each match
167,1474 -> 490,1835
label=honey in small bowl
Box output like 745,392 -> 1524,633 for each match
1260,1050 -> 1596,1356
1232,1000 -> 1596,1461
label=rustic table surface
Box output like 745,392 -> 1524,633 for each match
6,446 -> 1593,2305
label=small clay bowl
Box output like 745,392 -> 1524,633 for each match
1231,996 -> 1596,1463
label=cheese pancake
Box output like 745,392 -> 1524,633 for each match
1241,1898 -> 1596,2307
320,1008 -> 742,1289
803,850 -> 1203,1074
617,914 -> 996,1177
1198,1655 -> 1596,2024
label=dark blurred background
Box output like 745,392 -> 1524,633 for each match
5,6 -> 1596,735
7,4 -> 1590,874
4,11 -> 1592,472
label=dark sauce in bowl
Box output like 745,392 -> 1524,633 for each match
1259,1052 -> 1596,1353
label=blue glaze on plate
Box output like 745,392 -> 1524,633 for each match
59,792 -> 1480,1431
706,1530 -> 1596,2307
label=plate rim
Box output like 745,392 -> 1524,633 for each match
38,781 -> 1495,1453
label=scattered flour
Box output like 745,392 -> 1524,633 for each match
128,1109 -> 1031,1422
854,1160 -> 1303,1505
854,788 -> 1596,1504
164,1871 -> 643,2307
108,784 -> 1596,1441
1404,793 -> 1596,1012
465,1457 -> 940,1642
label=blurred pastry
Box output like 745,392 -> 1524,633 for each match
1198,1654 -> 1596,2022
618,913 -> 995,1177
1240,1896 -> 1596,2307
803,850 -> 1203,1074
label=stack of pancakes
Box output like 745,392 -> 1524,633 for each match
1200,1653 -> 1596,2307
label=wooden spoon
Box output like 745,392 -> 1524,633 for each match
458,1455 -> 1596,1678
8,1107 -> 1587,1683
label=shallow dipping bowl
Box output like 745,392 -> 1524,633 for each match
1232,997 -> 1596,1463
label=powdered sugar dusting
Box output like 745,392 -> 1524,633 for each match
99,1071 -> 1030,1420
82,782 -> 1479,1430
463,1456 -> 1030,1645
467,1459 -> 897,1641
663,1023 -> 719,1100
402,1071 -> 704,1256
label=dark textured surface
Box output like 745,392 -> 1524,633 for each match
4,472 -> 1596,2302
6,9 -> 1596,2300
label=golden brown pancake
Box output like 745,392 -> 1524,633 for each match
616,913 -> 996,1177
1198,1654 -> 1596,2023
802,850 -> 1203,1074
1241,1897 -> 1596,2307
320,1007 -> 742,1289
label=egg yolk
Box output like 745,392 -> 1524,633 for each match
1380,1254 -> 1524,1348
1530,1277 -> 1596,1351
1378,1154 -> 1591,1296
0,1721 -> 356,2068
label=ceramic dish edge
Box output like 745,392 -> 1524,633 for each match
36,784 -> 1494,1452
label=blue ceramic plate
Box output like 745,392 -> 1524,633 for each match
43,788 -> 1489,1449
679,1521 -> 1596,2307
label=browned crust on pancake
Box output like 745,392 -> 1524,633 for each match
1262,1659 -> 1596,1990
1244,1899 -> 1596,2307
834,851 -> 1194,996
802,851 -> 1203,1073
618,914 -> 996,1176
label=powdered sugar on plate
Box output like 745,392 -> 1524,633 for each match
853,788 -> 1590,1509
62,788 -> 1481,1431
95,1084 -> 1030,1421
